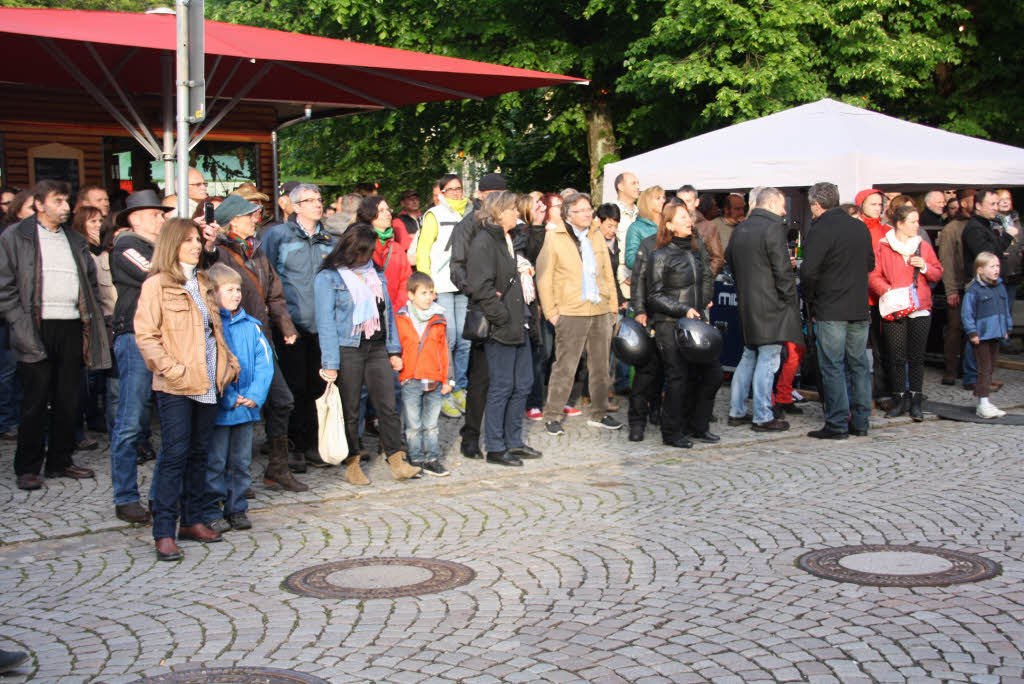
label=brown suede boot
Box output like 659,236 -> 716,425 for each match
263,436 -> 310,492
344,454 -> 370,486
387,451 -> 421,480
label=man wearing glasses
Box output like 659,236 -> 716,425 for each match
261,184 -> 336,468
416,173 -> 474,420
536,192 -> 623,436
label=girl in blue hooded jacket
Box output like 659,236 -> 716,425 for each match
202,264 -> 274,530
962,252 -> 1013,419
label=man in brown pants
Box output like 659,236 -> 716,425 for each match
536,193 -> 622,436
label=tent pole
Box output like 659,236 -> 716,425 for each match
189,63 -> 271,151
162,53 -> 175,196
175,0 -> 189,217
272,129 -> 279,222
36,37 -> 161,158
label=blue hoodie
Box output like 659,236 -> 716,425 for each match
961,276 -> 1012,342
216,307 -> 274,426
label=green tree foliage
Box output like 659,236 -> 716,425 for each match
205,0 -> 644,197
616,0 -> 968,131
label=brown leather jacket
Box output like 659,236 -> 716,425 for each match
134,271 -> 239,396
694,219 -> 725,276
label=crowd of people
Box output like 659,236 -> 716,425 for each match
0,170 -> 1018,562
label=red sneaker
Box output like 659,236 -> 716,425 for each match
563,405 -> 582,417
525,408 -> 543,421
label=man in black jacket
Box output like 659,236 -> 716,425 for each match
0,180 -> 111,490
725,188 -> 802,433
799,182 -> 874,440
448,172 -> 506,459
960,189 -> 1019,389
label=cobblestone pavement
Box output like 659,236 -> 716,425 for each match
0,366 -> 1022,683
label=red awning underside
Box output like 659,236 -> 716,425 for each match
0,7 -> 585,113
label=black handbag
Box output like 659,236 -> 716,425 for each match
462,275 -> 515,342
462,307 -> 490,342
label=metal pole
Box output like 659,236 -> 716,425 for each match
162,53 -> 175,196
272,129 -> 280,222
175,0 -> 190,217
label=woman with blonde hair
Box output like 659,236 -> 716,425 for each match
624,186 -> 666,273
135,218 -> 240,561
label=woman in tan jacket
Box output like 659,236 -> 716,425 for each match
135,218 -> 239,562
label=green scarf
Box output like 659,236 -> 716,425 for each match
410,304 -> 434,324
374,226 -> 393,245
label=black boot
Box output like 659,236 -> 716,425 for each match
909,392 -> 924,422
885,393 -> 908,418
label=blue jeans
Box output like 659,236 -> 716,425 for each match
151,392 -> 218,540
815,320 -> 871,433
0,324 -> 21,433
205,422 -> 254,519
109,334 -> 155,505
400,381 -> 442,462
437,292 -> 470,390
729,344 -> 782,424
483,340 -> 533,452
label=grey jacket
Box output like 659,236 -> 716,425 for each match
0,216 -> 112,369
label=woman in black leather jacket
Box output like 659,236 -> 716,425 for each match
644,203 -> 721,448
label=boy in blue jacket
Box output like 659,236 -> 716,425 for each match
203,264 -> 274,531
962,252 -> 1013,419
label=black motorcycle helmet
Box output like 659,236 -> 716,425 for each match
675,317 -> 723,363
611,317 -> 653,365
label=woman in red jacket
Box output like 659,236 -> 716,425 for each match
359,196 -> 413,310
868,205 -> 942,421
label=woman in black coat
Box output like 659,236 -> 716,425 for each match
466,191 -> 540,467
645,203 -> 719,449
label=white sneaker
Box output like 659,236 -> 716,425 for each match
976,403 -> 1006,419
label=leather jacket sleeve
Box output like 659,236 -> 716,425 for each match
630,241 -> 649,315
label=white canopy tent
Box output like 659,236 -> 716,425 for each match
603,98 -> 1024,203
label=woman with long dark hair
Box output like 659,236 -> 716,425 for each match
314,224 -> 421,486
644,203 -> 719,448
134,218 -> 240,561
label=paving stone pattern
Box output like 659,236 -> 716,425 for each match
0,366 -> 1021,683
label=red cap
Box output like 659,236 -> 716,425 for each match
855,188 -> 883,208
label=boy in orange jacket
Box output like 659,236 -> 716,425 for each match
395,272 -> 451,476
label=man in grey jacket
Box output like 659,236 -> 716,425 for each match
0,180 -> 111,490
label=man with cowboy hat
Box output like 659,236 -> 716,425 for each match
108,189 -> 173,522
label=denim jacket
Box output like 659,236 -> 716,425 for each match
961,276 -> 1012,341
314,268 -> 401,370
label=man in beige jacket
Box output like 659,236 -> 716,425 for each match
536,192 -> 623,435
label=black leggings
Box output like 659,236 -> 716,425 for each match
882,315 -> 931,393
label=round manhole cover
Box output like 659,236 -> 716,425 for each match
282,557 -> 476,599
132,666 -> 329,683
797,545 -> 1001,587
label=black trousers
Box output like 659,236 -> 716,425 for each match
263,357 -> 294,440
459,341 -> 489,446
654,321 -> 722,440
628,352 -> 663,428
275,330 -> 325,452
338,340 -> 403,456
15,319 -> 83,476
882,315 -> 931,393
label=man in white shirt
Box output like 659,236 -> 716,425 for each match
612,172 -> 640,295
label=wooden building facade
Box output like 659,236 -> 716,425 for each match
0,84 -> 276,199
